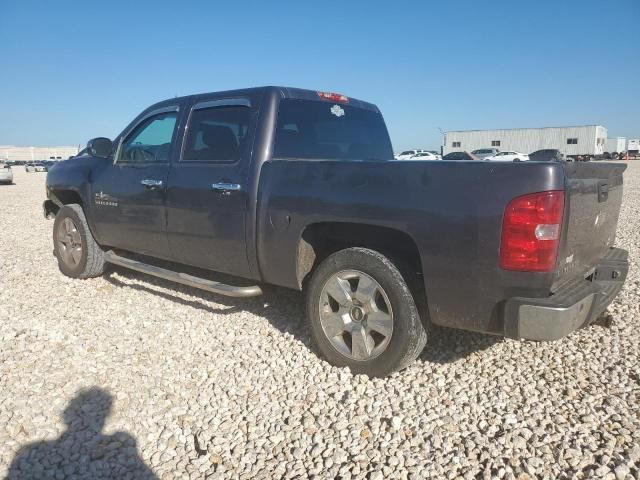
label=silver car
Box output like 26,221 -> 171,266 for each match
0,164 -> 14,184
471,148 -> 500,159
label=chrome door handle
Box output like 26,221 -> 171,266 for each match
211,182 -> 242,193
141,179 -> 163,189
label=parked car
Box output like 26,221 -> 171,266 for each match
485,151 -> 529,162
0,164 -> 14,184
25,162 -> 48,172
529,149 -> 565,162
44,86 -> 628,377
395,149 -> 427,160
471,148 -> 500,159
408,152 -> 440,160
442,151 -> 479,160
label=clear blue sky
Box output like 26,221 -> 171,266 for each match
1,0 -> 638,151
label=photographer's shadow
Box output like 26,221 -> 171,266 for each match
6,387 -> 157,480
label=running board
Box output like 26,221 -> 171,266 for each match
104,251 -> 263,298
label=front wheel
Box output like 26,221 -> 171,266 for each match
306,247 -> 428,376
53,204 -> 106,279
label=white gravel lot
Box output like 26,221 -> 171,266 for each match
0,163 -> 639,480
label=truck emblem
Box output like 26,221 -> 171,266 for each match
94,191 -> 118,207
330,105 -> 345,117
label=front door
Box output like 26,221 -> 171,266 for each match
165,98 -> 255,278
91,107 -> 179,259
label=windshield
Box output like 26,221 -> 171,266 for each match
273,99 -> 393,161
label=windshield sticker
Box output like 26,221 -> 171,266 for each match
330,105 -> 345,117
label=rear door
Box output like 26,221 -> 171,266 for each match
91,106 -> 179,259
165,97 -> 256,277
554,162 -> 627,286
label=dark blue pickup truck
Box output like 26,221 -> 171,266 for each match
44,86 -> 628,376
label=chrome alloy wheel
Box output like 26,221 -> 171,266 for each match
56,217 -> 83,267
319,270 -> 393,361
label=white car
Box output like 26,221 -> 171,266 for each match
395,149 -> 428,160
0,164 -> 14,184
408,152 -> 440,160
25,162 -> 48,172
485,151 -> 529,162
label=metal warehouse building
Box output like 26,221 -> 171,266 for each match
606,137 -> 626,154
0,145 -> 80,162
443,125 -> 608,158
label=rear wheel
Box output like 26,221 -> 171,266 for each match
306,247 -> 428,376
53,204 -> 105,279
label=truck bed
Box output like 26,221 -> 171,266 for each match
257,159 -> 626,336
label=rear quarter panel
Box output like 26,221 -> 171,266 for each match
257,160 -> 566,335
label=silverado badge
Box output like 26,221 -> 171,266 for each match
94,191 -> 118,207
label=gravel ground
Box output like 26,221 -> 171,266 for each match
0,164 -> 639,480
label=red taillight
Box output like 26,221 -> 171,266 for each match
500,191 -> 565,272
317,91 -> 349,103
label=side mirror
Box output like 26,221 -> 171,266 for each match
87,137 -> 113,158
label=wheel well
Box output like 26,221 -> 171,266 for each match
297,222 -> 424,289
53,189 -> 83,206
45,190 -> 83,218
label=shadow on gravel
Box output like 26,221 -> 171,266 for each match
104,265 -> 310,345
103,264 -> 501,366
5,388 -> 157,480
419,326 -> 503,365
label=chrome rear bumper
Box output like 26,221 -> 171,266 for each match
504,248 -> 628,340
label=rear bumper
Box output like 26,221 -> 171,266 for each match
504,248 -> 628,341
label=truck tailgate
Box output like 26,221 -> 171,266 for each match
554,162 -> 627,289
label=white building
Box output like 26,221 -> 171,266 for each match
606,137 -> 626,154
443,125 -> 608,158
0,145 -> 80,162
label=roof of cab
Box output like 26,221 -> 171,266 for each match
148,86 -> 380,113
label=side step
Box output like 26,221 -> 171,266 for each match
104,251 -> 263,298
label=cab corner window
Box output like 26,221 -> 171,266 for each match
182,106 -> 250,162
117,112 -> 177,163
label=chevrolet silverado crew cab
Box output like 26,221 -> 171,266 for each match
44,87 -> 629,377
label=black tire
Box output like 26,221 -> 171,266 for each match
53,204 -> 105,279
306,247 -> 428,376
513,158 -> 521,162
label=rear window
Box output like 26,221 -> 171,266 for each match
273,99 -> 393,161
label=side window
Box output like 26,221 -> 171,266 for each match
452,141 -> 461,148
117,112 -> 177,163
182,106 -> 250,162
